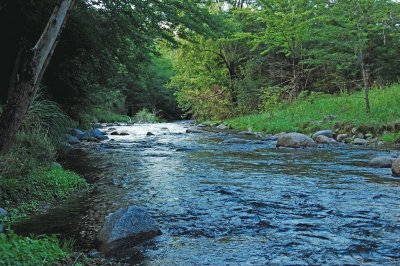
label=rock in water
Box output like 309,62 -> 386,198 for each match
336,134 -> 349,143
216,124 -> 228,130
276,133 -> 316,148
312,130 -> 334,139
97,206 -> 161,254
392,158 -> 400,177
353,138 -> 367,145
369,156 -> 394,168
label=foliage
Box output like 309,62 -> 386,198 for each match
133,108 -> 162,123
381,132 -> 400,143
226,84 -> 400,135
0,230 -> 70,266
0,167 -> 88,207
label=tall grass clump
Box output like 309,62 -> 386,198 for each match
226,84 -> 400,134
133,108 -> 162,123
0,230 -> 70,266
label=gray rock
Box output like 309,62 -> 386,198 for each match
0,208 -> 8,217
365,133 -> 373,138
238,131 -> 254,136
312,130 -> 334,139
68,128 -> 84,137
369,156 -> 395,168
221,138 -> 249,144
64,134 -> 80,145
276,133 -> 316,148
197,124 -> 207,128
92,123 -> 102,128
264,135 -> 279,141
336,134 -> 348,142
356,132 -> 365,139
315,135 -> 337,145
88,129 -> 108,140
146,132 -> 155,136
110,131 -> 120,136
108,128 -> 117,131
97,206 -> 161,254
392,158 -> 400,177
77,132 -> 98,141
353,138 -> 367,145
186,129 -> 202,134
216,124 -> 228,130
51,162 -> 63,170
119,131 -> 130,136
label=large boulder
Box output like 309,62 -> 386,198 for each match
369,156 -> 394,168
97,206 -> 161,254
87,129 -> 108,140
392,158 -> 400,177
276,133 -> 316,148
312,130 -> 334,140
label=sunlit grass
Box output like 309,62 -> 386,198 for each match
226,84 -> 400,135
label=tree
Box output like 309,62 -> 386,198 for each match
0,0 -> 75,155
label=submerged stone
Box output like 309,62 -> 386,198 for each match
369,156 -> 394,168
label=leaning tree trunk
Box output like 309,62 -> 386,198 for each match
0,0 -> 75,155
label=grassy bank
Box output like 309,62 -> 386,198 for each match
0,95 -> 90,265
226,84 -> 400,141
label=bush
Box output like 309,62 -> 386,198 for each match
0,230 -> 70,266
133,108 -> 162,123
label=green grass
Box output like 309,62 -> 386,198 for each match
226,84 -> 400,136
84,107 -> 132,124
0,230 -> 70,266
0,168 -> 88,209
133,108 -> 163,123
381,132 -> 400,143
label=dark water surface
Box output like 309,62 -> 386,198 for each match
16,122 -> 400,265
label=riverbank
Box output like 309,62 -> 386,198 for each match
225,84 -> 400,143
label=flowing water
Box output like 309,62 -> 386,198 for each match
16,122 -> 400,265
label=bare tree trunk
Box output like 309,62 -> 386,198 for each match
0,0 -> 75,155
360,52 -> 371,113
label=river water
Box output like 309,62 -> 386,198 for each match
16,122 -> 400,265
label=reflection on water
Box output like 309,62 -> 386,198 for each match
15,122 -> 400,265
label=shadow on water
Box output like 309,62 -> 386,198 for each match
14,122 -> 400,265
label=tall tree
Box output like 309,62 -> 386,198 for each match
0,0 -> 75,155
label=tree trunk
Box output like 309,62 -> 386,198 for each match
360,53 -> 371,113
0,0 -> 75,155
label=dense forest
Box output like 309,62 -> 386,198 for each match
1,0 -> 399,123
1,0 -> 400,264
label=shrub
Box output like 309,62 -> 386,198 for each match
133,108 -> 162,123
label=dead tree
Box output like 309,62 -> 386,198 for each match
0,0 -> 75,155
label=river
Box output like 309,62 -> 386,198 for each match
16,122 -> 400,265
